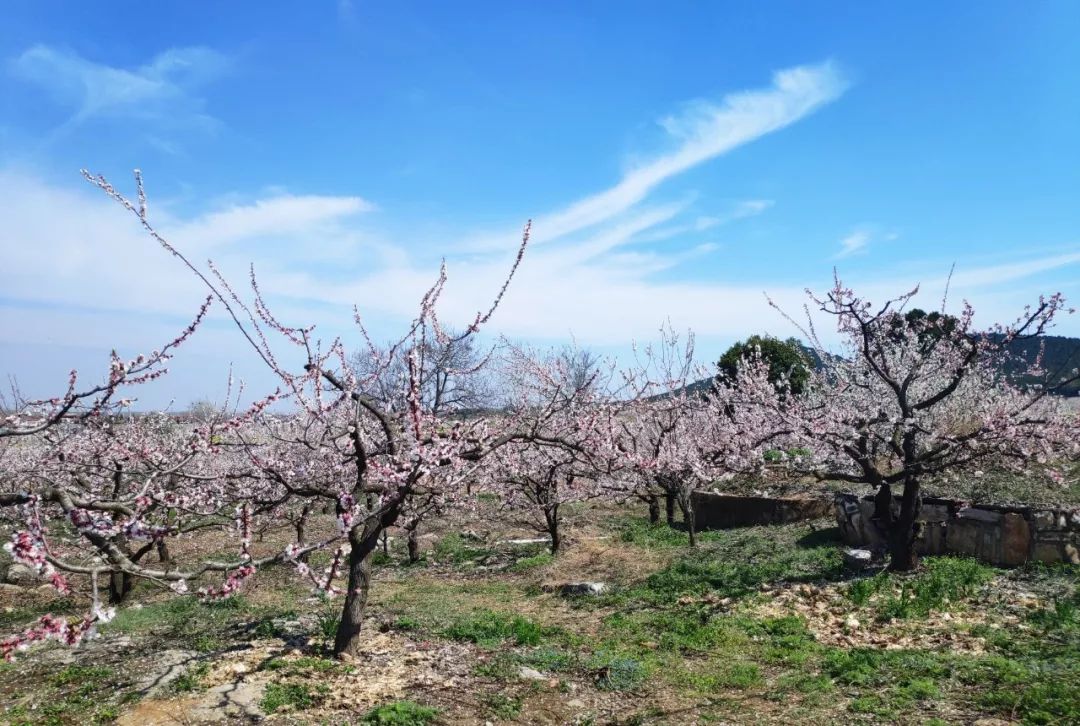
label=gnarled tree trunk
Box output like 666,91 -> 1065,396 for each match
333,521 -> 380,657
406,526 -> 420,564
334,501 -> 401,657
677,493 -> 696,547
887,478 -> 922,571
545,503 -> 561,555
645,494 -> 660,524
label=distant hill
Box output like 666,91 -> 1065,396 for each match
998,334 -> 1080,396
669,335 -> 1080,400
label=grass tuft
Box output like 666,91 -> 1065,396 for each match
361,700 -> 439,725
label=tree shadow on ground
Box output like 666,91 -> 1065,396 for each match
795,526 -> 843,550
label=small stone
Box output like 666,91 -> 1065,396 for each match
558,582 -> 607,597
843,548 -> 873,570
5,564 -> 39,585
518,666 -> 546,680
844,615 -> 860,629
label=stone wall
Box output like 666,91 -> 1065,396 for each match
834,492 -> 1080,566
693,491 -> 832,529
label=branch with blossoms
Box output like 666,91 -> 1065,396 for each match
0,297 -> 212,439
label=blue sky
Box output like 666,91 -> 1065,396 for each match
2,1 -> 1079,407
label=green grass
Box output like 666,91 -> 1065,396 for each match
482,693 -> 523,719
589,651 -> 650,692
316,608 -> 341,641
1026,584 -> 1080,633
3,662 -> 130,725
361,700 -> 439,725
171,662 -> 211,693
607,527 -> 843,607
510,551 -> 554,572
49,664 -> 113,686
432,532 -> 494,565
845,557 -> 996,620
442,609 -> 549,647
615,517 -> 720,548
7,513 -> 1070,725
103,594 -> 269,652
0,597 -> 82,630
260,682 -> 324,714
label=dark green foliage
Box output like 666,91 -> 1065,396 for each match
361,701 -> 439,725
589,652 -> 650,691
886,308 -> 959,347
171,663 -> 210,693
50,665 -> 114,686
718,335 -> 811,394
316,604 -> 341,640
432,532 -> 493,565
845,557 -> 996,620
442,609 -> 547,646
511,552 -> 554,572
260,682 -> 319,713
482,693 -> 523,719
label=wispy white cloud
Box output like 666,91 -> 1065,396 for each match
0,170 -> 380,317
465,61 -> 846,252
4,165 -> 1080,405
10,45 -> 228,136
173,195 -> 375,252
541,60 -> 845,240
0,62 -> 855,360
835,229 -> 871,259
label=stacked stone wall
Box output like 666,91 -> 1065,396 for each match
834,492 -> 1080,566
692,491 -> 832,529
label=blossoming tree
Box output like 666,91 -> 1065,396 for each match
606,328 -> 785,545
82,169 -> 541,657
485,345 -> 611,554
771,277 -> 1080,570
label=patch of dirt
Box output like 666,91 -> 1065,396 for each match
736,578 -> 1035,653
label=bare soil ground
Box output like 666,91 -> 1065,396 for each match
1,499 -> 1077,725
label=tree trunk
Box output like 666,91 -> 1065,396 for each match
542,491 -> 561,555
681,495 -> 697,547
646,495 -> 660,524
156,539 -> 171,567
108,570 -> 133,604
407,527 -> 420,564
887,479 -> 921,571
333,522 -> 381,658
108,536 -> 135,603
295,504 -> 311,564
665,493 -> 677,526
546,507 -> 561,555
